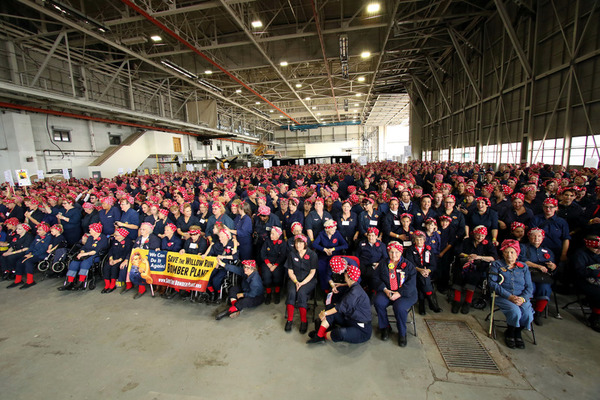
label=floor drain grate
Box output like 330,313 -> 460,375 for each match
426,320 -> 500,374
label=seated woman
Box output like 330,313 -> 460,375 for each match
102,228 -> 132,294
215,259 -> 264,320
404,230 -> 442,315
520,228 -> 557,325
161,223 -> 183,252
306,258 -> 372,345
356,227 -> 388,292
203,226 -> 238,304
1,223 -> 33,280
286,222 -> 311,252
373,241 -> 418,347
313,219 -> 348,292
572,235 -> 600,332
59,223 -> 109,291
451,226 -> 498,314
489,239 -> 534,349
7,223 -> 51,289
260,226 -> 287,305
284,234 -> 318,334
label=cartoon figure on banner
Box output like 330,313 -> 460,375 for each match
128,249 -> 154,295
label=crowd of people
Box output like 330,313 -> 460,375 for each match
1,160 -> 599,348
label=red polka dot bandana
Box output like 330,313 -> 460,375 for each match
116,228 -> 129,238
346,264 -> 361,282
89,223 -> 103,233
387,241 -> 403,253
329,256 -> 347,274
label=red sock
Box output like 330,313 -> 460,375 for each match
535,299 -> 549,313
67,276 -> 75,283
275,286 -> 281,293
26,274 -> 34,284
231,299 -> 237,307
103,279 -> 110,289
126,282 -> 133,289
138,285 -> 146,294
287,304 -> 294,321
465,290 -> 474,304
317,325 -> 327,338
592,307 -> 600,315
425,291 -> 432,296
207,286 -> 214,292
78,275 -> 86,282
299,307 -> 307,323
228,305 -> 238,313
453,290 -> 462,302
14,275 -> 22,284
110,279 -> 116,289
266,287 -> 272,294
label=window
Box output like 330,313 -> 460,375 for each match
440,149 -> 449,161
481,145 -> 498,164
52,129 -> 71,142
422,151 -> 432,161
217,144 -> 221,152
531,139 -> 564,165
463,146 -> 476,162
500,142 -> 521,164
569,135 -> 600,166
109,134 -> 121,145
173,137 -> 182,152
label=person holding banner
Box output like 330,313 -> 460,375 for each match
204,226 -> 238,304
161,223 -> 183,252
215,259 -> 264,320
58,223 -> 109,291
102,228 -> 132,293
181,226 -> 208,255
284,234 -> 318,334
133,222 -> 161,251
260,226 -> 287,305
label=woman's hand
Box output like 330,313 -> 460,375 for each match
538,266 -> 548,274
546,261 -> 556,271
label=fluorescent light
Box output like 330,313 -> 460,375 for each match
312,106 -> 316,110
367,3 -> 380,13
269,110 -> 274,113
204,70 -> 213,74
151,35 -> 162,42
361,51 -> 371,58
235,89 -> 242,93
356,93 -> 362,97
317,113 -> 321,115
251,20 -> 263,28
305,97 -> 311,101
354,103 -> 359,106
160,60 -> 197,79
295,83 -> 302,88
197,79 -> 223,93
280,61 -> 288,67
357,76 -> 365,82
279,116 -> 284,118
255,101 -> 260,104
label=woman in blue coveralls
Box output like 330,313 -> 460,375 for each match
313,219 -> 348,291
306,257 -> 372,345
520,228 -> 557,326
489,239 -> 534,349
215,259 -> 264,320
373,241 -> 418,348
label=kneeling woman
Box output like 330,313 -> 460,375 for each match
284,234 -> 318,334
489,239 -> 534,349
373,241 -> 418,347
307,259 -> 372,344
215,260 -> 264,320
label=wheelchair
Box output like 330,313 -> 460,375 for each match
57,249 -> 109,291
51,243 -> 82,276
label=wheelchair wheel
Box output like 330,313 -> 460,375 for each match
88,276 -> 96,290
38,260 -> 50,272
52,261 -> 66,274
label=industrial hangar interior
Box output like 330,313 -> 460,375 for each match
0,1 -> 599,399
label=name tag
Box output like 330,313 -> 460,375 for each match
342,221 -> 350,226
200,219 -> 206,224
189,243 -> 198,249
403,241 -> 412,247
369,220 -> 378,226
425,251 -> 430,263
357,322 -> 365,328
325,292 -> 333,306
266,227 -> 272,231
394,220 -> 401,226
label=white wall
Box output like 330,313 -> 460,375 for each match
0,112 -> 39,179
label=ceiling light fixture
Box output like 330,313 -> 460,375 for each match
366,3 -> 381,14
305,97 -> 311,101
204,70 -> 213,74
357,76 -> 366,82
150,35 -> 162,42
361,51 -> 371,58
160,60 -> 197,79
280,61 -> 288,67
356,93 -> 362,97
235,89 -> 242,93
251,20 -> 263,28
295,83 -> 302,88
197,78 -> 223,93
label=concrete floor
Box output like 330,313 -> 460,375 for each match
0,279 -> 598,400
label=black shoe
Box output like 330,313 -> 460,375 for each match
215,309 -> 230,320
299,322 -> 308,334
133,291 -> 146,299
1,272 -> 10,281
121,286 -> 133,295
460,302 -> 471,314
533,311 -> 543,326
73,281 -> 85,291
166,290 -> 178,300
418,299 -> 426,315
101,288 -> 108,294
505,326 -> 516,348
58,281 -> 75,291
308,330 -> 317,339
264,292 -> 272,305
20,281 -> 36,290
306,335 -> 326,344
427,293 -> 443,313
212,294 -> 222,305
381,326 -> 390,341
6,281 -> 23,289
106,287 -> 116,293
284,320 -> 293,332
274,292 -> 281,304
205,291 -> 216,304
451,301 -> 461,314
589,315 -> 600,332
514,328 -> 525,349
398,335 -> 407,347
